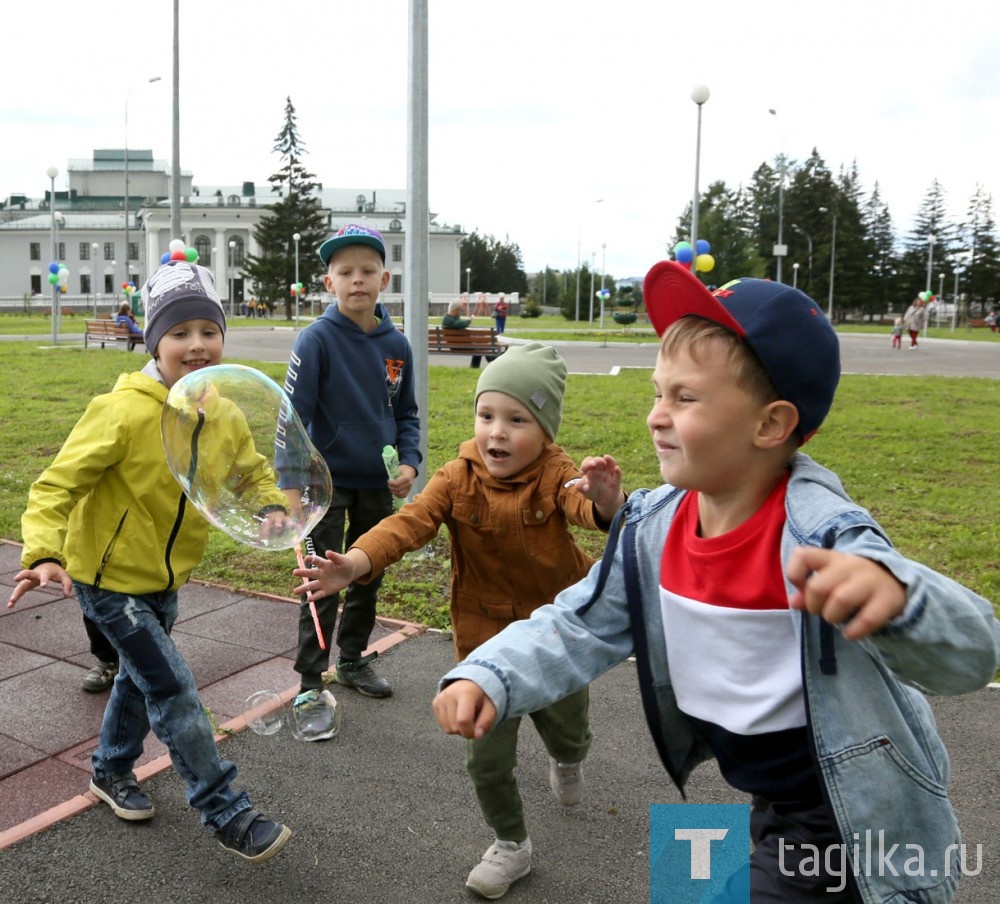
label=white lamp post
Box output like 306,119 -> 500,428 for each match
124,76 -> 162,290
47,166 -> 59,345
588,251 -> 596,323
792,262 -> 800,289
228,240 -> 236,317
690,85 -> 710,274
937,272 -> 945,327
769,108 -> 787,283
293,232 -> 301,328
599,242 -> 607,330
819,206 -> 837,320
951,268 -> 961,332
465,266 -> 471,295
92,242 -> 101,315
792,223 -> 813,292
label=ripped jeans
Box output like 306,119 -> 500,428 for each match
75,582 -> 250,833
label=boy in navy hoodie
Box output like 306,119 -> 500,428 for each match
283,225 -> 421,738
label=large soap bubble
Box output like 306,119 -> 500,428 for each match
161,364 -> 331,550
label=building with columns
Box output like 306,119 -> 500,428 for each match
0,149 -> 467,312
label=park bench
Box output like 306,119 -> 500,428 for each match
84,318 -> 145,352
427,327 -> 507,367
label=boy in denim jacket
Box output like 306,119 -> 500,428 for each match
433,262 -> 1000,902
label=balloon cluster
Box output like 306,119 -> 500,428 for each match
595,288 -> 611,302
289,281 -> 306,298
160,238 -> 200,265
918,291 -> 936,303
47,262 -> 70,294
121,281 -> 137,298
674,239 -> 715,273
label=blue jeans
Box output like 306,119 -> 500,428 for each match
75,582 -> 251,832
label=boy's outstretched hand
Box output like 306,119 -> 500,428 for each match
8,562 -> 74,609
432,680 -> 497,739
786,547 -> 906,640
575,454 -> 625,522
292,548 -> 371,601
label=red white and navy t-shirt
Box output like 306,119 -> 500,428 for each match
660,471 -> 821,803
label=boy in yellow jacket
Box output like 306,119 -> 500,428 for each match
8,257 -> 292,864
294,343 -> 625,898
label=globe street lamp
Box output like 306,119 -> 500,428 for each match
791,223 -> 813,292
792,262 -> 800,289
465,266 -> 471,295
690,85 -> 710,274
769,108 -> 787,283
924,234 -> 936,337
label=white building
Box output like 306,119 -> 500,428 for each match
0,148 -> 468,313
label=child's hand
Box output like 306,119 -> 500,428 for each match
8,562 -> 73,609
258,509 -> 298,543
432,680 -> 497,739
293,549 -> 368,601
574,455 -> 625,521
786,547 -> 906,640
388,464 -> 416,500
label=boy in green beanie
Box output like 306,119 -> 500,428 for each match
293,342 -> 626,899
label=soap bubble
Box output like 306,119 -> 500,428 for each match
289,689 -> 341,741
161,364 -> 331,550
243,690 -> 284,736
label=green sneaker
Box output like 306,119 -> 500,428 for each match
333,653 -> 392,698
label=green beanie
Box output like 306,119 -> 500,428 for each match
475,342 -> 567,441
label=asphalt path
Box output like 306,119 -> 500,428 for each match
3,632 -> 997,904
218,325 -> 1000,380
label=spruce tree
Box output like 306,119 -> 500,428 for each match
242,97 -> 327,319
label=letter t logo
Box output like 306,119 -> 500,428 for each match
674,828 -> 729,879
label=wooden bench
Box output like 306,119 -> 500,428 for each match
84,319 -> 145,352
428,327 -> 507,367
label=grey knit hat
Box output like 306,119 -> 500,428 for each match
141,260 -> 227,355
475,342 -> 567,441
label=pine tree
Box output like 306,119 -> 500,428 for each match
242,97 -> 327,319
963,187 -> 1000,316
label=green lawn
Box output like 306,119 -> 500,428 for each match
0,339 -> 997,636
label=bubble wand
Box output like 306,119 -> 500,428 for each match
382,445 -> 402,509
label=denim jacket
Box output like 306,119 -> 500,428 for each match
444,452 -> 1000,903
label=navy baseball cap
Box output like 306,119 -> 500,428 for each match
318,224 -> 386,266
644,260 -> 840,440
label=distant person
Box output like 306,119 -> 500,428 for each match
890,316 -> 903,350
294,343 -> 625,900
8,256 -> 293,864
281,224 -> 420,740
902,295 -> 927,349
442,300 -> 486,368
492,294 -> 509,334
433,265 -> 1000,903
116,301 -> 143,336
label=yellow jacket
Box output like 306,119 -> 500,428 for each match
354,439 -> 606,660
20,370 -> 285,594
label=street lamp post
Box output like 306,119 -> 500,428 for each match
951,268 -> 961,332
792,223 -> 813,292
465,266 -> 471,295
599,242 -> 607,330
293,232 -> 301,328
819,206 -> 837,320
937,272 -> 945,327
769,108 -> 787,283
47,166 -> 59,346
124,76 -> 162,291
228,240 -> 236,318
92,242 -> 100,315
792,262 -> 800,289
690,85 -> 710,274
588,251 -> 596,323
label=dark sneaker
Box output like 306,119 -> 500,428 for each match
333,653 -> 392,698
90,773 -> 155,821
216,808 -> 292,864
291,689 -> 340,741
82,660 -> 118,693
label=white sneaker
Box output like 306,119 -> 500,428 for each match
549,757 -> 585,807
466,839 -> 532,899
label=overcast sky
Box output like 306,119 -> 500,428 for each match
4,0 -> 997,281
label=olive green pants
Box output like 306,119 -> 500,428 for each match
465,687 -> 592,843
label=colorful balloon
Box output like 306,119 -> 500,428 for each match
696,239 -> 711,255
695,253 -> 715,273
161,364 -> 332,551
48,262 -> 60,275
